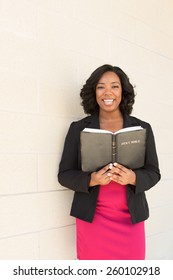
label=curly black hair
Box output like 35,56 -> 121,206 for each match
80,64 -> 135,115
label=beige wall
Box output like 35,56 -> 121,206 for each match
0,0 -> 173,259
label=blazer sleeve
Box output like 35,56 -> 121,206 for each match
58,122 -> 91,193
132,123 -> 161,194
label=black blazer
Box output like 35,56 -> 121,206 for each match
58,113 -> 161,224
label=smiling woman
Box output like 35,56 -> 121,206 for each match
58,64 -> 161,260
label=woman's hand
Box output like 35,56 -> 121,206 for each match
89,163 -> 113,187
111,163 -> 136,186
89,163 -> 136,187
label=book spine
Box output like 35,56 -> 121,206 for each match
112,134 -> 116,163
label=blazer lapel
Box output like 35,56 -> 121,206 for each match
84,113 -> 100,129
123,114 -> 140,128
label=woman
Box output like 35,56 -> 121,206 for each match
58,64 -> 161,260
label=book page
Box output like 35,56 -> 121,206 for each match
82,126 -> 143,134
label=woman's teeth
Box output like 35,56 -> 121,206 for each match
103,99 -> 113,105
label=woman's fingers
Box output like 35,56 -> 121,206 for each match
92,163 -> 113,185
90,162 -> 136,187
111,162 -> 136,186
98,163 -> 113,175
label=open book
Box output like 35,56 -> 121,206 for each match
80,126 -> 146,172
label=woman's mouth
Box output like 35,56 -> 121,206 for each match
103,99 -> 114,105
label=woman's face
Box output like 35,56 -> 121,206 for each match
95,71 -> 122,114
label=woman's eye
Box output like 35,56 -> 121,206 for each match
97,86 -> 104,90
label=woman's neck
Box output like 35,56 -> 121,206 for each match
99,110 -> 123,132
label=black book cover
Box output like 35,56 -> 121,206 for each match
80,126 -> 146,172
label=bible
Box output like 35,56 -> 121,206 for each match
80,126 -> 146,172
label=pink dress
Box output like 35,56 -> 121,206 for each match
76,181 -> 145,260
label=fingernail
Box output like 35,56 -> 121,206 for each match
113,162 -> 117,166
109,163 -> 113,169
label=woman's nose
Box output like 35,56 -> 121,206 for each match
104,86 -> 112,94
